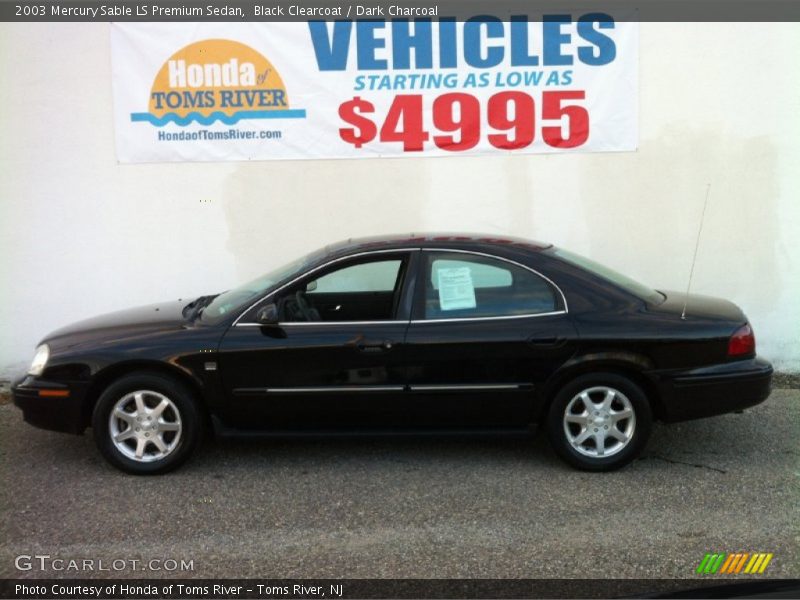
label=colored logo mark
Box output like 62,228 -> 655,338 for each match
696,552 -> 773,575
131,39 -> 306,127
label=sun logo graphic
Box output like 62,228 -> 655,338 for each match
131,39 -> 306,127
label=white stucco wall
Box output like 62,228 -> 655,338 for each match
1,22 -> 798,378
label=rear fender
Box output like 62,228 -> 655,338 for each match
539,352 -> 666,421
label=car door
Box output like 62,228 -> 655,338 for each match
216,250 -> 417,431
403,249 -> 578,429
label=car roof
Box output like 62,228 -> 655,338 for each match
323,233 -> 552,258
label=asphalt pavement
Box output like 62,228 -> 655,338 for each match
0,389 -> 797,579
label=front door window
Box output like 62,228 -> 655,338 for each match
277,256 -> 407,323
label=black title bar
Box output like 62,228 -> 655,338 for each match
4,0 -> 800,22
4,579 -> 800,600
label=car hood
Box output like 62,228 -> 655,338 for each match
655,290 -> 746,322
42,300 -> 191,349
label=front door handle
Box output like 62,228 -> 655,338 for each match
356,339 -> 394,353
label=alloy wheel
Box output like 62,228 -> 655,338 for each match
108,390 -> 182,462
562,385 -> 636,458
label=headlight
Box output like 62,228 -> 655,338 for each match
28,344 -> 50,376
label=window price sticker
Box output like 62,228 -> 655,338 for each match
437,267 -> 477,311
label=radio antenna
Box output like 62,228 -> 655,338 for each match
682,183 -> 712,320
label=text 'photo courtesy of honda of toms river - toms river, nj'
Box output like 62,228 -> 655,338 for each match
13,234 -> 773,474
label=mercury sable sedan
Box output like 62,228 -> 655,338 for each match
13,234 -> 773,474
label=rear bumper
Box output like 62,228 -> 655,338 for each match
12,376 -> 88,434
656,357 -> 773,423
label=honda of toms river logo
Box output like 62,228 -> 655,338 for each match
696,552 -> 774,575
130,39 -> 306,127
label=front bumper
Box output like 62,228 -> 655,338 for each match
12,375 -> 89,434
656,357 -> 773,423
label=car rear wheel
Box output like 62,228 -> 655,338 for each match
546,373 -> 652,471
92,373 -> 202,474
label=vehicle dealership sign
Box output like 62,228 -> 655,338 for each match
111,19 -> 637,162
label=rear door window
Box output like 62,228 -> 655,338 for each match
423,252 -> 557,319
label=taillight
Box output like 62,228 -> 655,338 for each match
728,324 -> 755,357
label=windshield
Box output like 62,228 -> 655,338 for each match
552,248 -> 664,304
200,250 -> 324,322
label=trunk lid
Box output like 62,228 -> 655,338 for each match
654,290 -> 746,323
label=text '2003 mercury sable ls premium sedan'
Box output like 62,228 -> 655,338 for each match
13,234 -> 772,474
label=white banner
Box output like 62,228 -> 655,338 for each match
111,19 -> 638,163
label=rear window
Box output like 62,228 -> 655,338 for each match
552,248 -> 664,304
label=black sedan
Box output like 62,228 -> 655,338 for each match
13,234 -> 773,474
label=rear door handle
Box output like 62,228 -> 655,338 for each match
356,340 -> 394,353
527,336 -> 567,348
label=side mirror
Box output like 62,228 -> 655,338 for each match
256,303 -> 279,325
306,280 -> 318,292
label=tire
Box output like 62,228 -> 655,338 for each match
92,372 -> 202,474
546,373 -> 652,471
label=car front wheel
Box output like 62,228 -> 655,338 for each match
546,373 -> 652,471
92,373 -> 202,474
